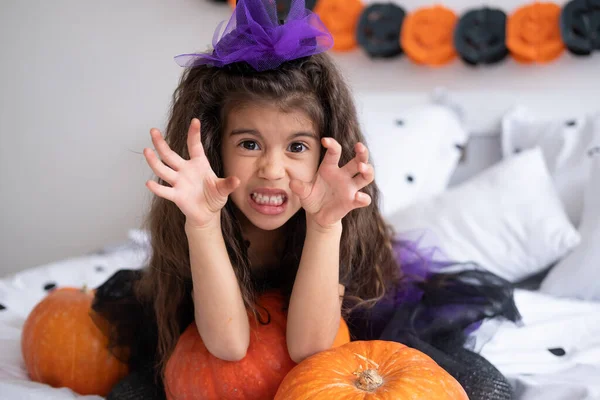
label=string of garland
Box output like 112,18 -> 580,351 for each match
215,0 -> 600,66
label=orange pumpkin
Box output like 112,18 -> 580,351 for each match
274,340 -> 469,399
21,287 -> 129,396
506,2 -> 565,63
400,5 -> 458,66
165,292 -> 350,399
333,316 -> 350,348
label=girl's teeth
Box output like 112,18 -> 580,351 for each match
252,193 -> 285,206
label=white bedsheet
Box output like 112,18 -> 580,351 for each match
471,289 -> 600,400
1,232 -> 599,399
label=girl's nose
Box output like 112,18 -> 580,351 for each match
258,153 -> 285,181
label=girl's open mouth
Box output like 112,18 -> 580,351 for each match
248,192 -> 288,215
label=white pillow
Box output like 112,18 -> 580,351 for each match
540,141 -> 600,301
358,100 -> 469,216
387,147 -> 581,283
501,107 -> 599,227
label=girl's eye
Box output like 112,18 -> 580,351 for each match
289,142 -> 307,153
240,140 -> 260,151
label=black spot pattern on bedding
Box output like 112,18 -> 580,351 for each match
548,347 -> 566,356
96,265 -> 106,272
43,282 -> 57,291
406,174 -> 414,183
0,303 -> 5,311
514,147 -> 522,154
565,119 -> 577,126
588,146 -> 600,157
395,119 -> 404,126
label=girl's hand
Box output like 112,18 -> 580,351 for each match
290,138 -> 374,230
143,118 -> 240,229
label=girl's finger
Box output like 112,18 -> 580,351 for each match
341,143 -> 370,177
342,156 -> 363,177
215,176 -> 240,197
355,142 -> 369,163
145,179 -> 175,202
289,179 -> 312,200
144,148 -> 177,185
321,138 -> 342,167
353,162 -> 374,189
187,118 -> 206,160
352,191 -> 372,208
150,128 -> 184,171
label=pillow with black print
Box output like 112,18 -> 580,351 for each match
541,139 -> 600,301
501,106 -> 600,228
359,100 -> 469,217
387,148 -> 581,283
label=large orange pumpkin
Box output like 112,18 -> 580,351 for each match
274,340 -> 469,399
21,287 -> 129,396
165,291 -> 350,400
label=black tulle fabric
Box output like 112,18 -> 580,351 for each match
92,266 -> 521,399
346,269 -> 521,400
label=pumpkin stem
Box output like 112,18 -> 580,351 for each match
354,369 -> 383,391
352,353 -> 383,391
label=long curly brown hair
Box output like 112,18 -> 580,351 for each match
135,53 -> 400,377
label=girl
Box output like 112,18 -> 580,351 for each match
93,0 -> 520,398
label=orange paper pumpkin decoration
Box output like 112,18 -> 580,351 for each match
21,287 -> 129,396
314,0 -> 365,51
401,5 -> 458,66
274,340 -> 469,399
165,291 -> 350,400
507,2 -> 565,63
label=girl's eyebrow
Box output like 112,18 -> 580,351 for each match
229,129 -> 318,140
288,132 -> 318,140
229,129 -> 262,138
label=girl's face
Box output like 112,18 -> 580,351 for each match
222,102 -> 321,231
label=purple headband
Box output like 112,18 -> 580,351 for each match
174,0 -> 334,72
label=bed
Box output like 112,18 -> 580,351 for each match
1,89 -> 599,399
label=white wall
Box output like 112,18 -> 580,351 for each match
1,0 -> 599,277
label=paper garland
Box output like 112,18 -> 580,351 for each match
223,0 -> 600,66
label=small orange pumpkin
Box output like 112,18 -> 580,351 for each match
274,340 -> 469,399
165,291 -> 350,400
21,287 -> 129,396
506,2 -> 565,63
400,5 -> 458,66
332,316 -> 350,348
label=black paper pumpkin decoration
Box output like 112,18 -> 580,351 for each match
454,7 -> 508,65
357,3 -> 406,58
229,0 -> 317,16
275,0 -> 318,20
560,0 -> 600,56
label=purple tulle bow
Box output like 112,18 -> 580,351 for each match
174,0 -> 334,72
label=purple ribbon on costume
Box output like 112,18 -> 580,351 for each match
174,0 -> 333,71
